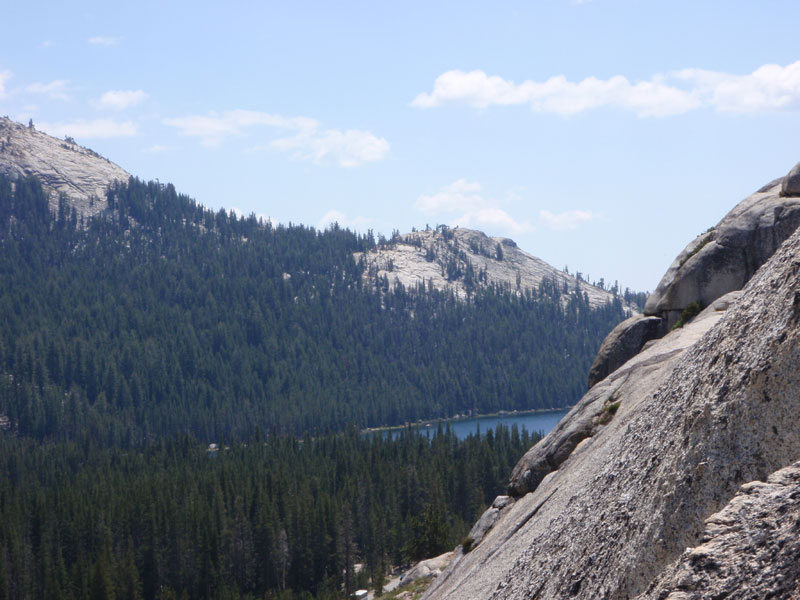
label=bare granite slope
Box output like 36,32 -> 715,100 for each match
0,117 -> 129,218
355,227 -> 631,310
424,180 -> 800,600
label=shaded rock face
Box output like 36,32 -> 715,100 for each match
355,227 -> 634,310
0,117 -> 129,218
587,315 -> 664,388
781,160 -> 800,196
590,165 -> 800,388
424,218 -> 800,600
638,462 -> 800,600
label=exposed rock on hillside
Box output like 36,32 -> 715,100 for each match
590,162 -> 800,387
355,227 -> 632,310
424,174 -> 800,600
0,117 -> 129,218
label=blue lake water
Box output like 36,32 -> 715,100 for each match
371,409 -> 570,441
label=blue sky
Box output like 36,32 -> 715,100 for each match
3,1 -> 800,292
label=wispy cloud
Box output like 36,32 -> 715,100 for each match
88,35 -> 120,46
412,61 -> 800,116
272,128 -> 389,168
539,209 -> 600,231
415,179 -> 533,235
94,89 -> 148,111
163,109 -> 389,167
40,40 -> 53,49
0,70 -> 11,99
675,62 -> 800,112
26,80 -> 70,101
38,118 -> 138,139
229,206 -> 274,226
142,144 -> 168,153
317,209 -> 372,231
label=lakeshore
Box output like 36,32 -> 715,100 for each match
363,407 -> 571,441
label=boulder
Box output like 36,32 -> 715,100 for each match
587,315 -> 664,388
781,160 -> 800,196
464,496 -> 514,550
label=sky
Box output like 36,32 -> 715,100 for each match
3,1 -> 800,292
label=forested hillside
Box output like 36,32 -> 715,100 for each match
0,175 -> 629,443
0,424 -> 537,600
0,173 -> 632,599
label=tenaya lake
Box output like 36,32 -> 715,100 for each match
368,408 -> 570,441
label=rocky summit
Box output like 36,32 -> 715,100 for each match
355,226 -> 633,310
423,163 -> 800,600
0,116 -> 129,218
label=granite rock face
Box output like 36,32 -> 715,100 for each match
638,462 -> 800,600
508,292 -> 739,498
644,171 -> 800,322
355,227 -> 635,310
0,117 -> 129,218
424,205 -> 800,600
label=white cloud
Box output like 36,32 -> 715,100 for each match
415,180 -> 533,235
412,70 -> 699,117
229,206 -> 274,225
40,40 -> 53,48
38,118 -> 138,139
143,144 -> 168,153
95,89 -> 148,111
0,70 -> 11,99
317,209 -> 372,231
88,36 -> 120,46
415,179 -> 484,214
676,62 -> 800,113
164,109 -> 389,166
26,80 -> 70,101
413,61 -> 800,117
272,128 -> 389,167
539,209 -> 599,231
163,110 -> 315,147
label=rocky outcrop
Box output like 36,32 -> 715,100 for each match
401,551 -> 455,585
638,462 -> 800,600
424,183 -> 800,599
644,172 -> 800,322
586,315 -> 664,388
781,160 -> 800,196
355,227 -> 634,310
589,163 -> 800,388
0,117 -> 129,218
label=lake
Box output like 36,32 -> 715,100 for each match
370,408 -> 570,441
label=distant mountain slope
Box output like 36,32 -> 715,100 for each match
0,116 -> 129,218
356,226 -> 638,311
0,175 -> 630,441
